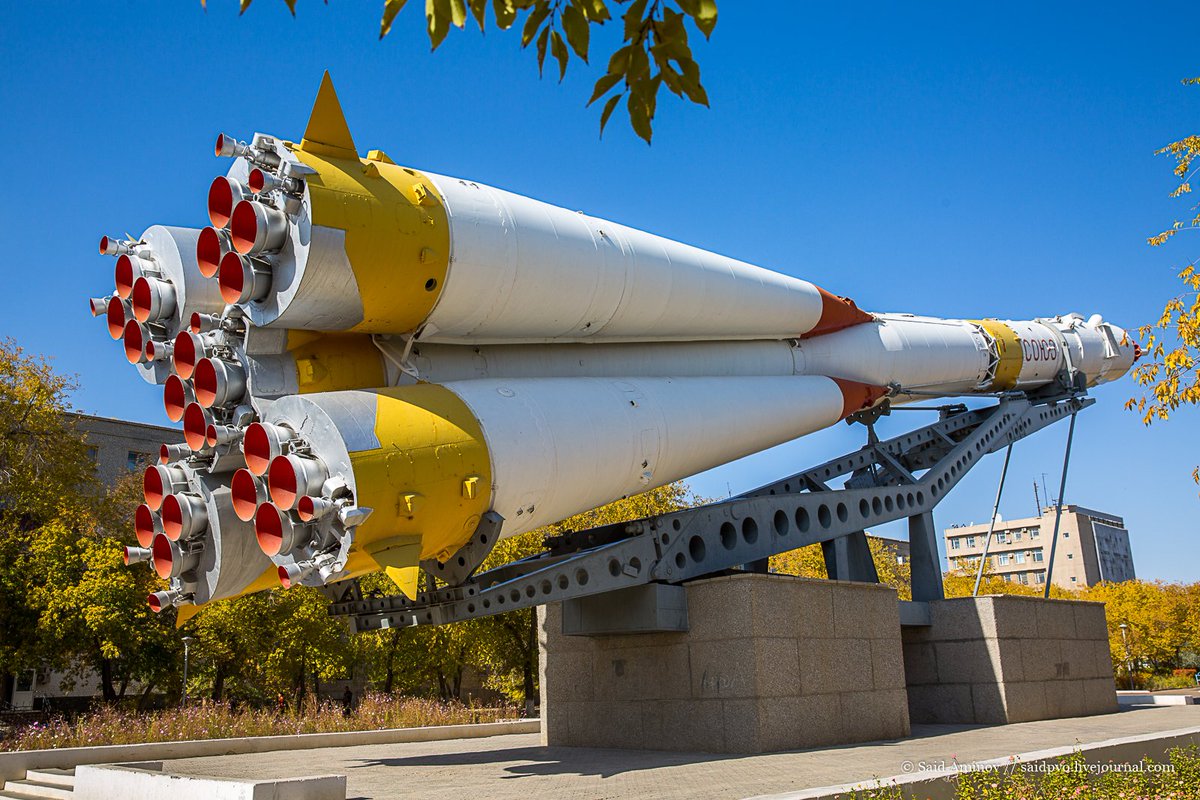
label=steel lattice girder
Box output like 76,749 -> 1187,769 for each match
332,393 -> 1091,631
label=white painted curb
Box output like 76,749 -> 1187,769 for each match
0,718 -> 538,785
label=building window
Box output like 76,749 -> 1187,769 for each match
126,451 -> 150,471
1070,576 -> 1077,582
1063,531 -> 1070,538
1015,552 -> 1026,564
998,553 -> 1009,566
1018,573 -> 1028,584
951,538 -> 960,550
86,446 -> 98,461
1033,551 -> 1044,562
1031,529 -> 1040,538
1036,572 -> 1045,583
966,536 -> 976,547
1067,554 -> 1073,560
1014,531 -> 1022,541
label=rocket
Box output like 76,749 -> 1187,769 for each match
90,73 -> 1139,613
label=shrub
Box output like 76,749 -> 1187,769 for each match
1,693 -> 518,751
1147,674 -> 1196,690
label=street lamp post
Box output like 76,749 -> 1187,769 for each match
181,636 -> 193,707
1118,623 -> 1134,691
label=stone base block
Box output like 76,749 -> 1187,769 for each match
902,595 -> 1118,724
539,573 -> 910,753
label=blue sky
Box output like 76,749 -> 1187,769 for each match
1,2 -> 1196,580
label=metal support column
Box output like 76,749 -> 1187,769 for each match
1042,411 -> 1078,597
907,511 -> 945,602
822,530 -> 880,583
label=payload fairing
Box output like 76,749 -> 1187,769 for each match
92,74 -> 1138,613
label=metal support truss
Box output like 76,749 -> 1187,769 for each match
332,392 -> 1093,632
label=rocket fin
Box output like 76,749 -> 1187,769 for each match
385,566 -> 422,600
369,535 -> 424,599
175,603 -> 202,628
300,72 -> 358,157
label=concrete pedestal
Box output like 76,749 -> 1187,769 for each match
539,573 -> 910,753
902,595 -> 1118,724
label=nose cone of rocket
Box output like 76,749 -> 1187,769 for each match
832,378 -> 889,420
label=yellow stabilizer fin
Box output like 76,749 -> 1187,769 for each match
385,566 -> 422,601
300,71 -> 358,157
175,603 -> 202,628
369,535 -> 423,600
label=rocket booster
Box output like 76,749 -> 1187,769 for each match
88,73 -> 1138,613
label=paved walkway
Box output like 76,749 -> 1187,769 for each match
162,705 -> 1200,800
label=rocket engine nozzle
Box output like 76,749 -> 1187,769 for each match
243,422 -> 298,476
206,423 -> 242,448
143,464 -> 187,511
160,442 -> 191,464
151,532 -> 200,579
196,226 -> 231,279
254,502 -> 309,557
114,253 -> 152,300
248,167 -> 302,195
267,454 -> 328,510
147,588 -> 183,612
218,251 -> 272,304
172,331 -> 207,380
123,546 -> 152,566
99,235 -> 136,257
164,375 -> 194,423
231,468 -> 269,522
122,320 -> 151,364
134,503 -> 160,548
230,200 -> 289,255
277,561 -> 315,589
193,357 -> 247,408
105,296 -> 128,340
161,492 -> 208,541
182,402 -> 214,452
208,176 -> 249,229
131,276 -> 177,323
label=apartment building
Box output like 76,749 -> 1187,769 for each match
944,505 -> 1135,590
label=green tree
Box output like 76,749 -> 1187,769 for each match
1083,580 -> 1194,678
0,338 -> 182,704
218,0 -> 717,143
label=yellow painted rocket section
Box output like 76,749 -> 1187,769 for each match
338,385 -> 492,595
288,75 -> 451,334
286,332 -> 387,395
974,319 -> 1023,391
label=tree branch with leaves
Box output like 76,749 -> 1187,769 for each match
1128,78 -> 1200,487
215,0 -> 717,143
